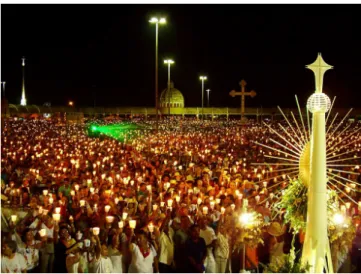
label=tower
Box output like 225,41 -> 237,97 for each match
302,53 -> 333,273
20,57 -> 27,106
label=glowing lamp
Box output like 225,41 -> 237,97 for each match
333,213 -> 344,225
307,93 -> 331,113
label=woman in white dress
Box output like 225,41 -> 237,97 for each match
128,230 -> 159,273
108,232 -> 124,273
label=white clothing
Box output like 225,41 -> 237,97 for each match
93,256 -> 113,273
158,228 -> 174,265
200,226 -> 217,273
200,226 -> 217,246
1,253 -> 27,273
66,253 -> 80,273
108,246 -> 123,273
128,243 -> 157,273
18,240 -> 40,270
214,233 -> 229,259
41,223 -> 54,238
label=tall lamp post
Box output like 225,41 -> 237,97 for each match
1,81 -> 5,97
164,59 -> 174,116
149,17 -> 166,132
199,76 -> 207,120
206,89 -> 211,107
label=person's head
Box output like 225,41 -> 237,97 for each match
23,229 -> 34,243
101,244 -> 108,257
198,217 -> 207,229
1,240 -> 17,257
136,230 -> 148,247
59,225 -> 70,240
189,224 -> 200,240
180,215 -> 191,230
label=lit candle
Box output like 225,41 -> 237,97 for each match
203,206 -> 209,215
11,215 -> 17,223
122,212 -> 128,220
221,207 -> 226,214
55,207 -> 61,214
106,216 -> 115,223
52,213 -> 61,222
105,205 -> 111,213
69,215 -> 74,222
210,201 -> 215,209
90,187 -> 95,194
114,197 -> 119,204
345,202 -> 351,209
43,189 -> 48,196
160,201 -> 165,207
255,195 -> 260,203
129,220 -> 136,229
216,198 -> 221,204
92,227 -> 100,236
118,221 -> 124,228
231,204 -> 236,210
175,196 -> 180,203
152,204 -> 158,211
167,199 -> 173,207
80,200 -> 85,207
39,229 -> 47,237
75,184 -> 80,191
49,197 -> 54,204
197,197 -> 202,205
70,190 -> 75,196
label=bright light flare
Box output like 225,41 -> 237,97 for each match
332,212 -> 345,225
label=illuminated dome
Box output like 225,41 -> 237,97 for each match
160,81 -> 184,108
307,93 -> 331,113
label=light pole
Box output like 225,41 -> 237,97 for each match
199,76 -> 207,120
149,17 -> 166,132
1,81 -> 5,97
164,59 -> 174,116
206,89 -> 210,107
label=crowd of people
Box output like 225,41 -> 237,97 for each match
1,116 -> 361,273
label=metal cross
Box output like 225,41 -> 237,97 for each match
229,79 -> 256,122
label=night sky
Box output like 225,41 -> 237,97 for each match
2,4 -> 361,108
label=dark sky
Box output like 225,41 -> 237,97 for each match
2,4 -> 361,108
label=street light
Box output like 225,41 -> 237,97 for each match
164,59 -> 174,116
149,16 -> 166,132
206,89 -> 211,107
1,81 -> 6,97
199,76 -> 207,120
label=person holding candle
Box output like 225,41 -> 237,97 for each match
158,213 -> 175,273
18,228 -> 43,273
38,214 -> 58,273
128,230 -> 159,273
214,223 -> 230,273
92,233 -> 113,273
108,230 -> 124,273
199,217 -> 217,273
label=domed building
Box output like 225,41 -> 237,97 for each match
160,81 -> 184,108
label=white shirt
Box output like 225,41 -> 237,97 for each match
18,240 -> 40,270
1,253 -> 27,273
108,246 -> 123,273
129,243 -> 157,273
158,228 -> 174,265
66,253 -> 80,273
200,226 -> 217,246
93,256 -> 113,273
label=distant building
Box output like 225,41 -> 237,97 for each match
160,81 -> 184,108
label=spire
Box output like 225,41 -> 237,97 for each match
306,53 -> 333,93
20,57 -> 27,106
